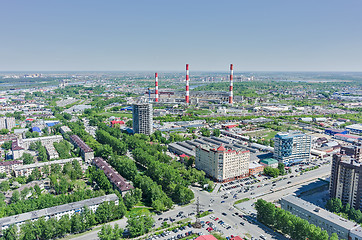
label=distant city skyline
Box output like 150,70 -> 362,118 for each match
1,0 -> 362,72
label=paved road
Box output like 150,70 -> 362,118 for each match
68,163 -> 331,240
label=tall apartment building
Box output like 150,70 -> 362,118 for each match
0,118 -> 5,130
330,153 -> 362,210
0,117 -> 15,130
195,144 -> 249,182
132,103 -> 153,135
5,117 -> 15,130
274,131 -> 311,166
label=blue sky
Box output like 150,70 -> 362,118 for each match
1,0 -> 361,71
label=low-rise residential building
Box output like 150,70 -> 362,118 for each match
0,194 -> 118,233
11,141 -> 24,160
59,126 -> 72,134
249,162 -> 264,176
13,157 -> 82,177
44,144 -> 59,160
195,144 -> 249,182
93,157 -> 133,195
280,195 -> 362,240
0,160 -> 22,176
20,135 -> 63,150
70,135 -> 94,162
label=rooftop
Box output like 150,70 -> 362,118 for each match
70,135 -> 93,153
282,195 -> 358,230
0,194 -> 118,228
93,157 -> 133,192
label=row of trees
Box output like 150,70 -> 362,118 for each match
53,140 -> 72,159
263,163 -> 286,178
326,198 -> 362,224
255,199 -> 338,240
0,188 -> 105,218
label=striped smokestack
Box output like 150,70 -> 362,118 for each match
185,64 -> 190,104
229,64 -> 233,104
155,72 -> 159,102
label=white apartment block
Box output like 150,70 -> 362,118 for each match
0,160 -> 22,176
0,194 -> 119,233
0,118 -> 6,130
5,117 -> 15,130
13,157 -> 82,177
132,103 -> 153,135
20,135 -> 63,150
195,144 -> 249,182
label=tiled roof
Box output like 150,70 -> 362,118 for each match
70,135 -> 93,153
93,157 -> 133,192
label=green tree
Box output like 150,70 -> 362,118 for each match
213,129 -> 221,137
22,153 -> 34,165
1,224 -> 17,240
0,129 -> 9,135
98,224 -> 123,240
278,163 -> 286,175
2,141 -> 12,150
329,233 -> 339,240
11,190 -> 20,204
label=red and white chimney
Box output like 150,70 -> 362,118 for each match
229,64 -> 233,104
155,72 -> 159,102
185,64 -> 190,104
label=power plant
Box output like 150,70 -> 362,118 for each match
229,64 -> 233,104
155,72 -> 159,102
143,64 -> 245,105
185,64 -> 190,104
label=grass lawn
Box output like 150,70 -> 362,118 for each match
234,198 -> 250,205
126,207 -> 152,218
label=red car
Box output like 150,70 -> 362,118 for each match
206,221 -> 210,224
214,218 -> 219,221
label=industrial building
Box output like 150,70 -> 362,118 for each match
324,128 -> 349,136
274,131 -> 311,166
280,195 -> 362,240
330,152 -> 362,210
132,103 -> 153,135
195,144 -> 249,182
0,194 -> 119,233
346,124 -> 362,134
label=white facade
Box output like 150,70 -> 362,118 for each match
195,144 -> 249,182
132,103 -> 153,135
20,135 -> 63,150
13,157 -> 82,177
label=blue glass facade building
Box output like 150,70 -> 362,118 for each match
274,131 -> 311,166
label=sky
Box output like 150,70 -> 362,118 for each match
1,0 -> 362,72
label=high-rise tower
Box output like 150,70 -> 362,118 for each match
229,64 -> 233,104
185,64 -> 190,104
155,73 -> 159,102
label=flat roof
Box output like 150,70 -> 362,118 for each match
0,194 -> 118,227
14,158 -> 81,171
346,124 -> 362,131
281,195 -> 357,230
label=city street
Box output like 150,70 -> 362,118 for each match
68,163 -> 331,240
